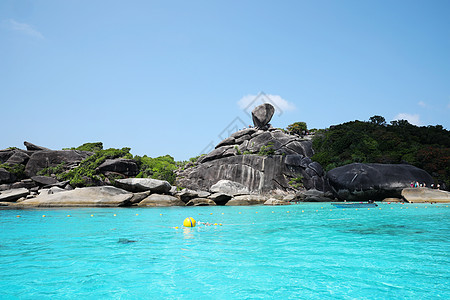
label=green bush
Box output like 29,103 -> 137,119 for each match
258,142 -> 275,156
134,154 -> 177,184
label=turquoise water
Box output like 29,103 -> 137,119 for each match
1,203 -> 449,299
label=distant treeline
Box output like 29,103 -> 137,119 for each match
311,116 -> 450,189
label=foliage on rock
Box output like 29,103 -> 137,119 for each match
134,155 -> 177,184
287,122 -> 308,135
63,142 -> 103,152
0,163 -> 25,180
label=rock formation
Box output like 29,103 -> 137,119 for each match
326,163 -> 434,201
177,103 -> 331,197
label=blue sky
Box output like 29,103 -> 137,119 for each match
1,0 -> 449,161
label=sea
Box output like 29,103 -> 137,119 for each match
0,202 -> 449,299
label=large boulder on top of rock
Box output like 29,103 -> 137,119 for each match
25,150 -> 93,177
327,163 -> 434,201
210,180 -> 250,196
97,159 -> 138,177
114,178 -> 171,193
252,103 -> 275,129
401,188 -> 450,203
17,186 -> 132,207
138,194 -> 185,207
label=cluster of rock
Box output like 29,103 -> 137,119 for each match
2,178 -> 295,207
1,103 -> 448,206
0,141 -> 141,206
177,103 -> 332,201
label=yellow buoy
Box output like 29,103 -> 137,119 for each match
67,215 -> 71,217
183,217 -> 196,227
136,214 -> 139,216
16,215 -> 20,218
91,214 -> 94,217
214,223 -> 218,226
113,214 -> 117,217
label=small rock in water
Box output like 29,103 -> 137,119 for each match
118,238 -> 138,244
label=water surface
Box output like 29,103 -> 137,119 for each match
1,203 -> 449,299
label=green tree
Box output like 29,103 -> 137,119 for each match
369,115 -> 386,126
287,122 -> 307,135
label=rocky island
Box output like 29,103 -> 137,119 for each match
1,103 -> 449,207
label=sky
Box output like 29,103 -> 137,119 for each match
1,0 -> 449,161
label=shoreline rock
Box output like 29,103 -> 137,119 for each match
401,188 -> 450,203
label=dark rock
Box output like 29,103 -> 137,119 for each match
0,150 -> 14,163
24,141 -> 50,151
138,194 -> 185,207
177,189 -> 199,203
114,178 -> 171,193
0,168 -> 16,184
302,189 -> 332,202
129,191 -> 151,204
186,198 -> 216,206
327,163 -> 434,201
97,159 -> 138,177
25,150 -> 93,177
0,188 -> 29,202
308,162 -> 324,176
11,180 -> 36,190
31,176 -> 59,186
5,150 -> 30,165
209,193 -> 231,205
252,103 -> 275,129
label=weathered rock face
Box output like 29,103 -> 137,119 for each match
252,103 -> 275,129
114,178 -> 171,193
97,159 -> 138,177
327,163 -> 434,201
0,188 -> 29,202
178,154 -> 328,194
138,194 -> 185,207
401,188 -> 450,203
210,180 -> 250,196
25,150 -> 93,177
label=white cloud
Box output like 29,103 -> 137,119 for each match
392,113 -> 422,126
5,19 -> 44,39
238,93 -> 295,115
418,101 -> 427,107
